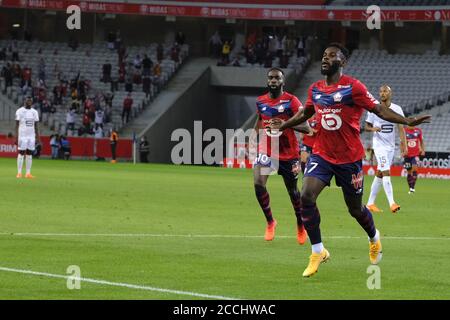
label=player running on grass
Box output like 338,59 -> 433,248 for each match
252,67 -> 311,245
270,43 -> 430,277
403,126 -> 425,194
365,85 -> 407,214
15,95 -> 40,179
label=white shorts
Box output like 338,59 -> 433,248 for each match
18,136 -> 35,151
374,148 -> 394,171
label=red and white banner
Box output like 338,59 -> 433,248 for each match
1,0 -> 450,21
363,165 -> 450,180
221,159 -> 450,180
0,135 -> 132,159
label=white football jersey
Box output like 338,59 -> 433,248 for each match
366,102 -> 404,151
15,106 -> 39,138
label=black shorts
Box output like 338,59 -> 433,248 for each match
404,156 -> 418,170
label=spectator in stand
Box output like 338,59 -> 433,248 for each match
11,41 -> 19,61
0,47 -> 7,60
66,108 -> 76,134
38,58 -> 46,83
156,43 -> 164,62
118,45 -> 128,66
142,54 -> 153,77
102,60 -> 112,83
246,44 -> 257,64
122,93 -> 133,124
104,92 -> 114,109
152,61 -> 162,91
209,31 -> 222,57
125,73 -> 133,93
107,31 -> 116,51
21,65 -> 32,88
221,41 -> 231,64
142,75 -> 152,98
171,43 -> 180,64
255,41 -> 265,65
40,99 -> 50,125
175,31 -> 186,46
82,108 -> 92,134
50,134 -> 60,159
95,108 -> 105,129
296,36 -> 305,57
1,63 -> 13,93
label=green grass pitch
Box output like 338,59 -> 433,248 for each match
0,158 -> 449,300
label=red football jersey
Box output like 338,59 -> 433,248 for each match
305,75 -> 378,164
302,116 -> 320,148
256,92 -> 302,161
405,127 -> 423,157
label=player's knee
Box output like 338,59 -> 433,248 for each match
254,184 -> 266,195
26,150 -> 33,155
376,171 -> 383,178
381,170 -> 390,177
300,190 -> 316,206
348,206 -> 363,218
19,150 -> 25,155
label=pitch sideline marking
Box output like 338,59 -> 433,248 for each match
0,232 -> 448,240
0,266 -> 239,300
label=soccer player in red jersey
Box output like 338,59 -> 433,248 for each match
252,67 -> 310,245
270,43 -> 430,277
300,116 -> 319,174
403,126 -> 425,194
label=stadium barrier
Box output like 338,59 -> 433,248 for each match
222,158 -> 450,179
0,136 -> 132,160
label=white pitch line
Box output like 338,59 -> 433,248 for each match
0,266 -> 239,300
0,232 -> 448,240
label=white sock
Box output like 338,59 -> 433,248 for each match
367,177 -> 383,205
382,176 -> 395,206
312,242 -> 324,254
369,229 -> 380,243
17,154 -> 24,174
25,155 -> 32,174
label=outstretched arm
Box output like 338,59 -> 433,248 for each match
270,107 -> 315,131
371,104 -> 431,126
398,124 -> 407,156
365,122 -> 381,133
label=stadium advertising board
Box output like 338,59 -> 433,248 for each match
2,0 -> 450,21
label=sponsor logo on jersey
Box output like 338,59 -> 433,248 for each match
277,105 -> 285,113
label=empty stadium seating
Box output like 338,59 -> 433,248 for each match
346,49 -> 450,116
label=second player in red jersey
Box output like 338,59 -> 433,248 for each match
252,67 -> 310,246
403,126 -> 425,193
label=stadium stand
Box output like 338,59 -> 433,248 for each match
0,39 -> 189,137
345,49 -> 450,116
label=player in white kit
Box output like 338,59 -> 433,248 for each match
365,85 -> 406,213
15,96 -> 40,178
